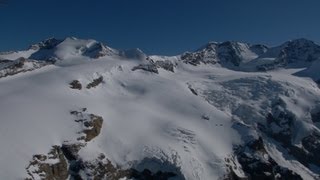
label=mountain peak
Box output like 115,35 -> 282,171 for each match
197,41 -> 248,52
280,38 -> 318,50
29,37 -> 63,50
275,38 -> 320,64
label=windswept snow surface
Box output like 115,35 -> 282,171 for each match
0,38 -> 320,179
0,57 -> 239,179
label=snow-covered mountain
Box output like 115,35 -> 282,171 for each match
0,37 -> 320,180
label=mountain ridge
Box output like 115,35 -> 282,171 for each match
2,37 -> 319,70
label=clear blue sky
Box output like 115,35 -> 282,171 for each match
0,0 -> 320,55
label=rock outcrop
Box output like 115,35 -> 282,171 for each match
69,80 -> 82,90
86,76 -> 104,89
26,146 -> 68,180
132,57 -> 175,74
0,57 -> 49,78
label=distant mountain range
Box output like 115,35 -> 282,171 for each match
0,37 -> 320,180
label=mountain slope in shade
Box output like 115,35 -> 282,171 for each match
0,38 -> 320,180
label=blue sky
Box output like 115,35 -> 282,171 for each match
0,0 -> 320,55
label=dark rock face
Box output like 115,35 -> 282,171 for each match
67,157 -> 181,180
180,38 -> 320,72
0,59 -> 12,63
225,138 -> 302,180
132,58 -> 175,74
86,76 -> 103,89
181,41 -> 251,67
265,101 -> 320,170
28,38 -> 63,62
70,109 -> 104,142
240,99 -> 320,179
29,38 -> 63,50
82,114 -> 103,142
132,64 -> 159,73
181,42 -> 218,66
257,39 -> 320,71
69,80 -> 82,90
222,96 -> 320,179
266,110 -> 294,146
181,52 -> 209,66
285,133 -> 320,169
188,84 -> 198,96
0,58 -> 25,70
181,43 -> 218,66
0,57 -> 48,78
217,41 -> 244,67
279,39 -> 320,63
236,140 -> 301,180
154,60 -> 175,72
69,76 -> 104,90
61,143 -> 83,161
256,61 -> 285,72
38,38 -> 62,49
201,115 -> 210,121
26,146 -> 68,180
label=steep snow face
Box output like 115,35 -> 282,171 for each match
0,37 -> 320,179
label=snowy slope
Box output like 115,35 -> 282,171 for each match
0,38 -> 320,180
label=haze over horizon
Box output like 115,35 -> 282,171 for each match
1,0 -> 320,55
